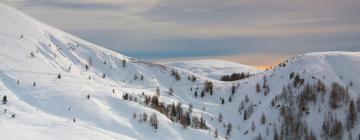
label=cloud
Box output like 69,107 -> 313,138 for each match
2,0 -> 360,66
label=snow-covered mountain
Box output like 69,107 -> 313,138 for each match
165,59 -> 261,80
0,2 -> 359,140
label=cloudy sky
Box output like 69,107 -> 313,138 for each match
2,0 -> 360,67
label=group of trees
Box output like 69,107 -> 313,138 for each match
171,69 -> 181,81
293,73 -> 305,88
127,94 -> 208,130
203,81 -> 213,95
187,75 -> 197,82
329,82 -> 349,109
255,75 -> 270,96
220,72 -> 253,81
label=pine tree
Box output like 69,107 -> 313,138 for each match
256,83 -> 261,93
251,121 -> 256,131
214,128 -> 218,138
261,113 -> 266,125
2,95 -> 7,105
150,113 -> 159,130
231,85 -> 236,94
188,103 -> 193,113
156,87 -> 160,96
347,100 -> 357,129
243,110 -> 247,120
218,113 -> 223,123
143,113 -> 148,122
226,123 -> 232,136
122,59 -> 126,67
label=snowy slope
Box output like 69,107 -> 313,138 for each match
0,3 -> 216,140
0,2 -> 359,140
165,59 -> 261,80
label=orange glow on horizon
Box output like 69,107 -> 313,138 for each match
256,65 -> 272,70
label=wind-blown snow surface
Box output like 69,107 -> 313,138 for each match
0,2 -> 359,140
165,59 -> 261,80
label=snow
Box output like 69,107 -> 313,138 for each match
0,2 -> 359,140
165,59 -> 261,80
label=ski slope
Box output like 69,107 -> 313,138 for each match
0,2 -> 359,140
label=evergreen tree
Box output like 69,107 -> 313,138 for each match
218,113 -> 223,123
261,113 -> 266,125
2,95 -> 7,105
214,128 -> 218,138
226,123 -> 232,136
156,87 -> 160,96
256,83 -> 261,93
201,90 -> 205,98
122,59 -> 126,67
243,110 -> 247,120
347,100 -> 357,129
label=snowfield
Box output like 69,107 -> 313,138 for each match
0,2 -> 359,140
165,59 -> 261,80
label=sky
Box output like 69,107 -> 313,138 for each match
2,0 -> 360,68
